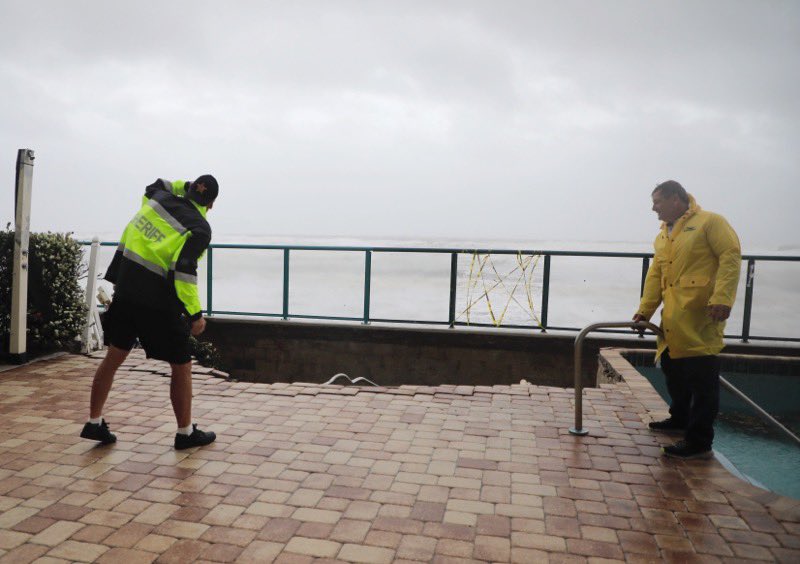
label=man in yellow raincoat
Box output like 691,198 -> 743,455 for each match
633,180 -> 741,459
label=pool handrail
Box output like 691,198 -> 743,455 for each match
570,320 -> 662,436
718,376 -> 800,448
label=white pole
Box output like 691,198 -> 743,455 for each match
82,237 -> 101,353
10,149 -> 34,364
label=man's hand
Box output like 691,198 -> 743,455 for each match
707,304 -> 731,322
632,313 -> 647,334
191,316 -> 207,336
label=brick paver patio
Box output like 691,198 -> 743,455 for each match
1,350 -> 798,563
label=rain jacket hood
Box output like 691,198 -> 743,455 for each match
637,194 -> 741,359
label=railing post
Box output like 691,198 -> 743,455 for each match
741,259 -> 755,343
363,250 -> 372,324
448,252 -> 458,327
640,257 -> 650,297
540,254 -> 550,332
638,257 -> 650,339
206,246 -> 213,315
282,249 -> 290,320
81,237 -> 101,353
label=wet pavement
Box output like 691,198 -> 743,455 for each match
0,349 -> 798,563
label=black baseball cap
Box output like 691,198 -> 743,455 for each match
189,174 -> 219,206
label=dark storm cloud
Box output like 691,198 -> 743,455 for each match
1,1 -> 797,248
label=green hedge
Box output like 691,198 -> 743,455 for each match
0,229 -> 87,354
189,336 -> 222,369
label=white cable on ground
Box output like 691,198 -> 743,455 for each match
323,373 -> 379,386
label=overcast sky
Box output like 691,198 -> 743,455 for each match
1,1 -> 798,250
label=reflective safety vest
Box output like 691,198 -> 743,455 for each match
105,179 -> 211,320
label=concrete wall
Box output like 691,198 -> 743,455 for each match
202,317 -> 663,387
202,317 -> 800,388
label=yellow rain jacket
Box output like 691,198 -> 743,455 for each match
637,194 -> 741,359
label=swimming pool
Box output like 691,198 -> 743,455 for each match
635,363 -> 800,499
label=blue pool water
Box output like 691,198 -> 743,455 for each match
636,367 -> 800,500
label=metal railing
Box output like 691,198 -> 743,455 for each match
571,320 -> 661,436
80,241 -> 800,342
719,375 -> 800,447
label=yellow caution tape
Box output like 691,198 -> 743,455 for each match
460,252 -> 543,328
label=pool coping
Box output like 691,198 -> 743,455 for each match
599,347 -> 800,520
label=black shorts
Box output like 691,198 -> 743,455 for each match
102,297 -> 192,364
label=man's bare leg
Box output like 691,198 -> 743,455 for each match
89,345 -> 129,418
170,361 -> 193,428
81,345 -> 128,444
171,359 -> 216,449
